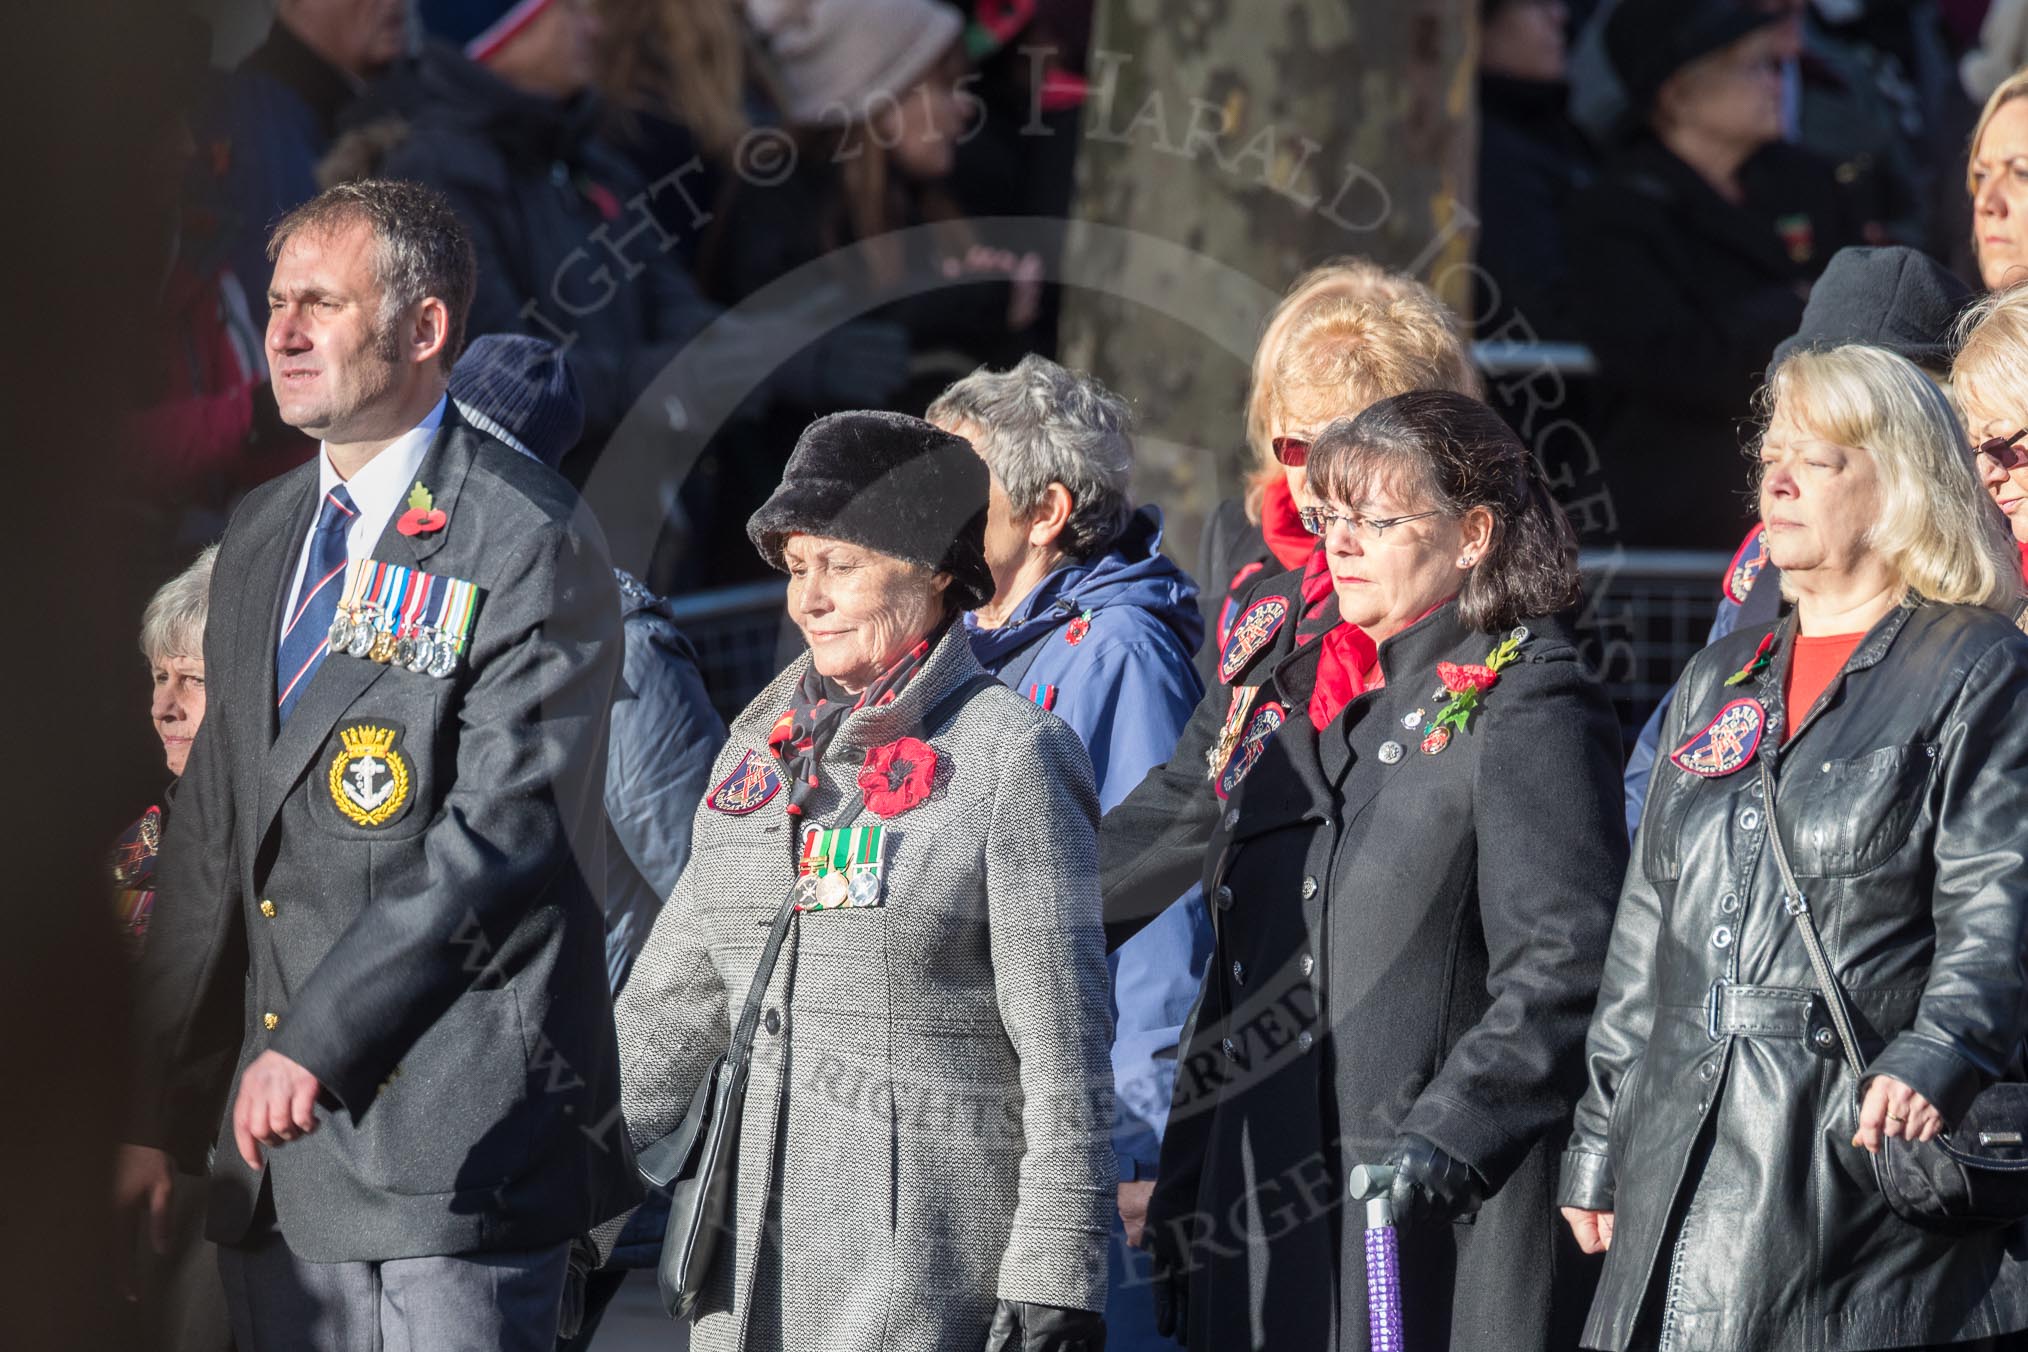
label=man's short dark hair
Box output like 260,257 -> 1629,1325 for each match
268,179 -> 478,368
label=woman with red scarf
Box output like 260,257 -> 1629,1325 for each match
1195,259 -> 1482,688
1104,393 -> 1626,1352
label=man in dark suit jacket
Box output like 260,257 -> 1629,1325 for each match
114,179 -> 637,1351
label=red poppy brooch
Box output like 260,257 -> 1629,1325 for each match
397,481 -> 447,536
858,736 -> 938,818
1418,628 -> 1528,755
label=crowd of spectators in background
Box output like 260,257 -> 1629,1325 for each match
131,0 -> 1093,601
126,0 -> 2028,595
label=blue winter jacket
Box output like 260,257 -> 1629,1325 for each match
966,506 -> 1212,1179
604,571 -> 728,990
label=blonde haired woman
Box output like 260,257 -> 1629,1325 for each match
1955,287 -> 2028,579
1562,345 -> 2028,1351
1198,258 -> 1479,683
1968,67 -> 2028,294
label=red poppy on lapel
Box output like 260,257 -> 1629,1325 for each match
858,737 -> 938,818
396,481 -> 447,536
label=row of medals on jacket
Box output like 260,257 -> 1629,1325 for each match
328,601 -> 459,678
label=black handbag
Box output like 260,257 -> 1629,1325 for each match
637,673 -> 994,1318
1759,759 -> 2028,1234
638,844 -> 838,1318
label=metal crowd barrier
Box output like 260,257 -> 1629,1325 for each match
1575,549 -> 1729,745
667,549 -> 1730,748
1470,340 -> 1600,378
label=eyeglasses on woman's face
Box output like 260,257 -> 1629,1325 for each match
1974,427 -> 2028,471
1298,504 -> 1446,542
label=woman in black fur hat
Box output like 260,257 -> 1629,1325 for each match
610,411 -> 1116,1352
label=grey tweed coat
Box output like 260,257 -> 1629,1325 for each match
614,625 -> 1117,1352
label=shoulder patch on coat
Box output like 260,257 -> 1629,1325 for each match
1724,525 -> 1770,606
1669,697 -> 1765,779
1216,701 -> 1286,799
707,748 -> 783,814
1219,596 -> 1288,683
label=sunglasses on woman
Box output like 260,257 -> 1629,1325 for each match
1976,428 -> 2028,471
1271,436 -> 1309,467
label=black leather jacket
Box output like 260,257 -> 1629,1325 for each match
1561,599 -> 2028,1351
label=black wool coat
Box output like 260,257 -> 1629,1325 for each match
1102,572 -> 1626,1352
1561,135 -> 1867,550
1562,600 -> 2028,1352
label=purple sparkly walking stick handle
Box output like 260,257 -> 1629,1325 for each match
1348,1162 -> 1405,1352
1363,1226 -> 1405,1352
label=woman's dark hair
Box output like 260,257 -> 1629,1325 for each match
1308,390 -> 1581,631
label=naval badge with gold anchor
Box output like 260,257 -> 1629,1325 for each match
328,724 -> 412,827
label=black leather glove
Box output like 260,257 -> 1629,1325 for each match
1382,1133 -> 1487,1230
1145,1225 -> 1189,1340
983,1299 -> 1107,1352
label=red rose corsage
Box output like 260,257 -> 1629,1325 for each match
1419,629 -> 1528,755
858,736 -> 938,818
1436,660 -> 1500,695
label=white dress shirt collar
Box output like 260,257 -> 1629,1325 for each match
283,396 -> 449,623
318,395 -> 447,533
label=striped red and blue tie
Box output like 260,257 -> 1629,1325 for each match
275,485 -> 357,723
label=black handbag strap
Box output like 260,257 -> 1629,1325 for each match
725,800 -> 866,1068
1758,758 -> 1869,1080
719,671 -> 1000,1077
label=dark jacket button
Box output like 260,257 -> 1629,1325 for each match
1215,885 -> 1234,910
764,1008 -> 782,1035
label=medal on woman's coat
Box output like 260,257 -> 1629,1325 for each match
794,825 -> 888,910
1218,701 -> 1286,799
